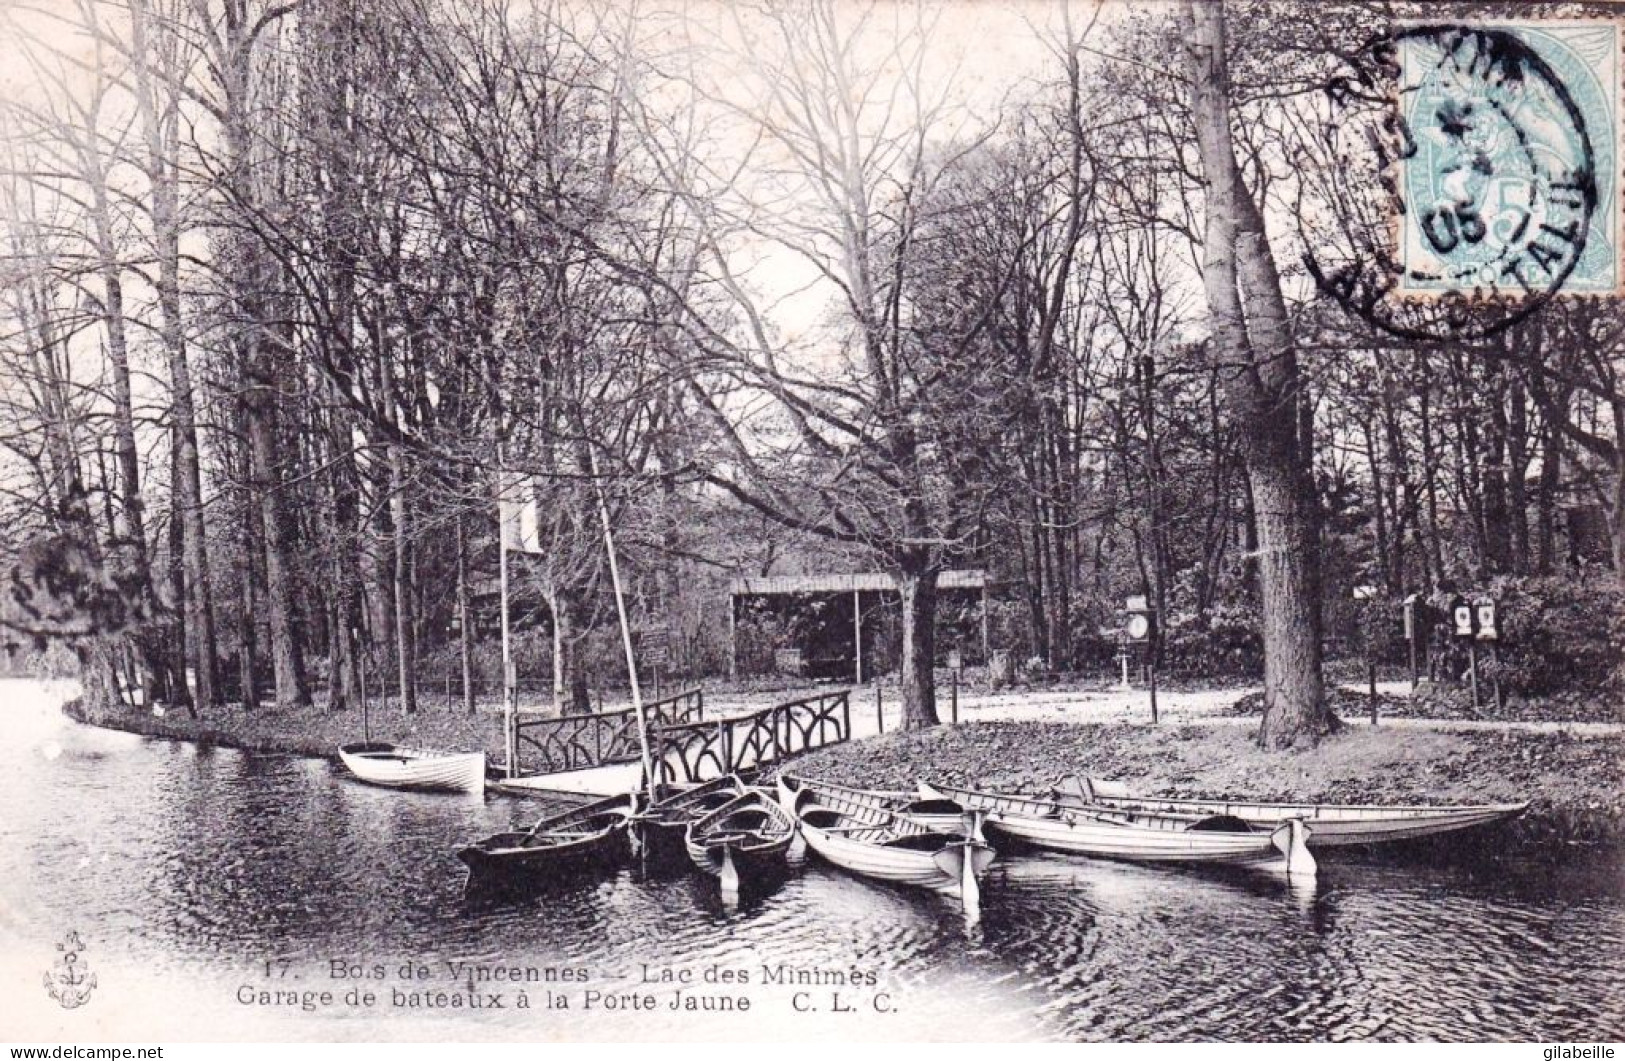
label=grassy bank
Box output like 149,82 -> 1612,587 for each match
64,695 -> 511,761
787,720 -> 1625,853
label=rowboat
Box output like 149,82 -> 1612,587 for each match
779,774 -> 967,833
337,742 -> 486,795
778,777 -> 995,920
458,794 -> 636,890
637,776 -> 747,860
1069,777 -> 1530,848
684,789 -> 797,894
922,782 -> 1316,878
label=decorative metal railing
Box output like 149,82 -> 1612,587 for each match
511,687 -> 704,775
654,689 -> 851,785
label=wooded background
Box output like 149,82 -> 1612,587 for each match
0,0 -> 1619,745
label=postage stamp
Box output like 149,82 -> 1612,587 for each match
1308,19 -> 1621,340
1396,22 -> 1618,298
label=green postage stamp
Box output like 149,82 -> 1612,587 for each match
1396,21 -> 1620,298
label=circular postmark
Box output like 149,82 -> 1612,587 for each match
1304,24 -> 1601,341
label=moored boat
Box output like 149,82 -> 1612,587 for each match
922,781 -> 1316,878
780,774 -> 968,833
1070,777 -> 1529,847
458,794 -> 636,890
684,789 -> 796,893
637,776 -> 747,859
778,777 -> 995,919
338,742 -> 486,795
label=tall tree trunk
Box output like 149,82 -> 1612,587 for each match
456,512 -> 476,714
1536,414 -> 1563,574
1611,403 -> 1625,588
96,240 -> 168,702
1186,0 -> 1333,747
1418,372 -> 1447,587
1364,416 -> 1392,591
390,443 -> 416,714
238,491 -> 259,707
1483,361 -> 1512,574
166,437 -> 188,707
130,0 -> 216,714
247,385 -> 311,706
896,562 -> 941,729
563,593 -> 592,716
1507,377 -> 1531,573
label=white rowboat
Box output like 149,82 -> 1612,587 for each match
338,742 -> 486,795
922,782 -> 1315,878
1072,777 -> 1528,847
778,774 -> 967,833
778,777 -> 995,920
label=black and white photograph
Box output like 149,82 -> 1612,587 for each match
0,0 -> 1621,1044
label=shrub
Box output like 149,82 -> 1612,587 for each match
1428,576 -> 1625,698
1159,600 -> 1264,681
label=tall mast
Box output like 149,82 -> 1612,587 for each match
497,444 -> 516,779
590,448 -> 656,801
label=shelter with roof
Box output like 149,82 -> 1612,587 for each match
726,570 -> 992,682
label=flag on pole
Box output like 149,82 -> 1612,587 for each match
498,472 -> 545,554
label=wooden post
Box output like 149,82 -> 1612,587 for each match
853,588 -> 863,685
1467,641 -> 1481,712
1490,643 -> 1504,712
875,681 -> 884,734
1369,660 -> 1379,725
951,668 -> 959,724
1407,604 -> 1420,695
1148,659 -> 1159,724
980,582 -> 991,666
728,594 -> 738,681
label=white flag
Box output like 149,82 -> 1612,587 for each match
499,473 -> 545,554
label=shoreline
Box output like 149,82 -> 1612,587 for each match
787,720 -> 1625,855
62,693 -> 1625,853
61,695 -> 513,762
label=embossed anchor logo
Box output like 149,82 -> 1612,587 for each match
43,931 -> 97,1009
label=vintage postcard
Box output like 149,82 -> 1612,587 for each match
1,0 -> 1621,1045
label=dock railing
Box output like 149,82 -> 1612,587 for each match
654,689 -> 851,784
511,687 -> 704,775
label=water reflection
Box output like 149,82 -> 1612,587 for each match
3,681 -> 1622,1041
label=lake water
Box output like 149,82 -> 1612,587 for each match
3,680 -> 1622,1042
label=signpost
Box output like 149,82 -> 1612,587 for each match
644,623 -> 671,699
1401,592 -> 1424,693
1451,595 -> 1481,712
1475,596 -> 1503,712
1125,596 -> 1157,723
